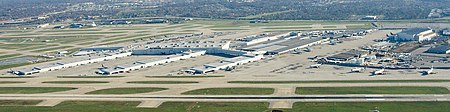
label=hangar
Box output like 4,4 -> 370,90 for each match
426,45 -> 450,54
389,28 -> 437,42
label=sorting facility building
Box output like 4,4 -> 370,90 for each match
426,45 -> 450,54
389,28 -> 437,42
186,54 -> 264,74
239,36 -> 327,55
97,51 -> 206,75
12,52 -> 132,75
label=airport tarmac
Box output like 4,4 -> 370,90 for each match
0,29 -> 448,109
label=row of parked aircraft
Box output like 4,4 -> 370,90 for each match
356,67 -> 436,76
309,64 -> 437,75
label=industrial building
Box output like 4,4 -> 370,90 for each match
69,23 -> 84,28
426,45 -> 450,54
186,54 -> 264,74
322,49 -> 369,64
80,46 -> 125,52
97,51 -> 206,75
133,48 -> 247,56
442,29 -> 450,36
134,41 -> 250,56
361,16 -> 378,20
12,52 -> 132,75
235,32 -> 290,46
239,36 -> 327,55
146,19 -> 169,24
389,28 -> 437,42
10,30 -> 358,76
362,42 -> 396,52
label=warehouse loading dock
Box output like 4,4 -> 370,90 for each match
96,51 -> 206,75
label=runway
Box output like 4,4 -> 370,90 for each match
0,94 -> 448,102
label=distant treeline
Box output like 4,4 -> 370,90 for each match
1,0 -> 450,21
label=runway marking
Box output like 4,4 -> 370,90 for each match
137,100 -> 164,108
366,99 -> 385,101
269,101 -> 293,109
365,95 -> 384,97
35,99 -> 64,107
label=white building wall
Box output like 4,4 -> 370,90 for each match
245,33 -> 290,46
98,51 -> 206,75
417,30 -> 437,42
16,52 -> 132,75
278,39 -> 328,54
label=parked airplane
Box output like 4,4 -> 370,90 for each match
310,64 -> 322,68
7,69 -> 21,75
303,48 -> 311,52
420,67 -> 436,75
372,68 -> 386,75
98,64 -> 108,69
351,67 -> 365,73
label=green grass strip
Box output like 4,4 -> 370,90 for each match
296,87 -> 450,94
182,87 -> 274,95
228,80 -> 450,84
0,100 -> 42,106
146,76 -> 223,78
86,87 -> 167,94
127,81 -> 198,84
42,81 -> 109,84
0,87 -> 77,94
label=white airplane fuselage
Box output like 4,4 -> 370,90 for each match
373,69 -> 385,75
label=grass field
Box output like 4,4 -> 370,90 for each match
346,25 -> 372,29
76,41 -> 97,45
42,81 -> 109,84
0,100 -> 42,106
323,26 -> 338,28
0,81 -> 26,84
211,28 -> 249,31
241,10 -> 293,19
0,44 -> 44,49
295,87 -> 450,94
127,81 -> 198,84
0,101 -> 448,112
159,30 -> 174,33
263,26 -> 313,29
17,44 -> 58,51
0,54 -> 21,59
0,87 -> 77,94
0,101 -> 269,112
50,31 -> 126,35
86,87 -> 168,94
39,29 -> 102,32
0,62 -> 34,70
283,102 -> 450,112
188,20 -> 370,28
228,80 -> 450,84
182,87 -> 274,95
146,76 -> 224,78
31,46 -> 73,53
0,76 -> 36,78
